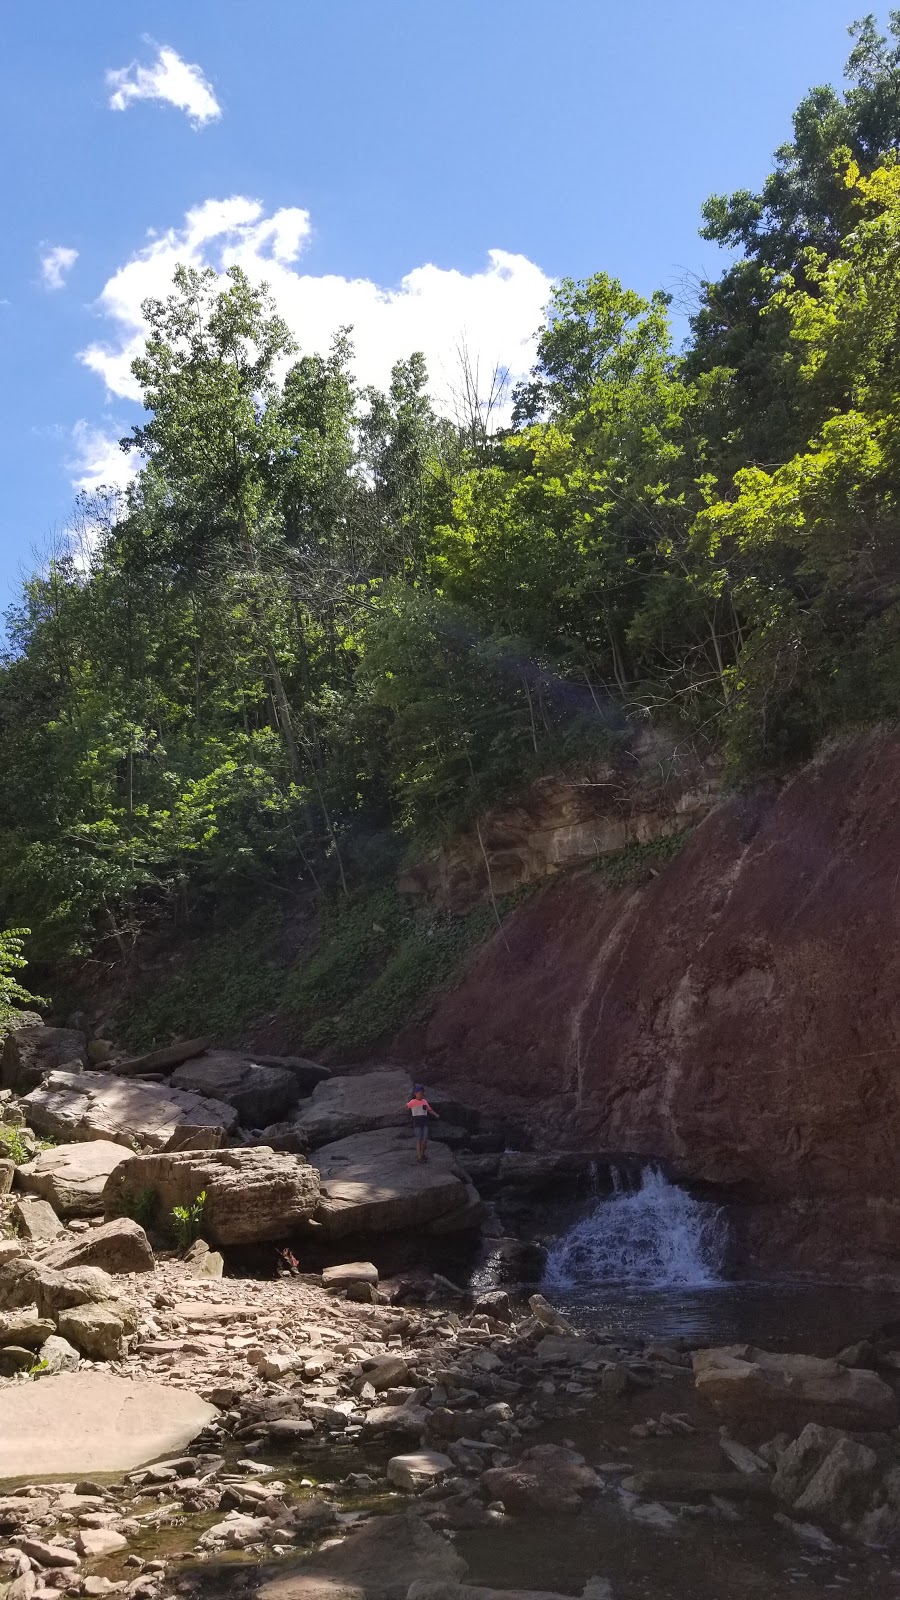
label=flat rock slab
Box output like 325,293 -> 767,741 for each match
297,1068 -> 413,1147
693,1345 -> 898,1433
0,1371 -> 218,1479
2,1026 -> 87,1092
312,1127 -> 470,1237
16,1141 -> 130,1216
23,1071 -> 238,1152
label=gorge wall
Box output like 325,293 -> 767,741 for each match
397,730 -> 900,1286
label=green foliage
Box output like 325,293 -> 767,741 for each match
4,22 -> 900,977
283,884 -> 510,1053
597,832 -> 688,888
0,1124 -> 30,1165
171,1190 -> 206,1249
115,911 -> 285,1049
115,1186 -> 158,1228
0,929 -> 45,1034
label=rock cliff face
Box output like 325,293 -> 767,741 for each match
402,732 -> 900,1285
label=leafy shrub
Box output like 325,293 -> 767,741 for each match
171,1190 -> 207,1249
116,1186 -> 158,1228
0,1124 -> 30,1165
116,910 -> 285,1049
597,831 -> 688,888
0,928 -> 46,1036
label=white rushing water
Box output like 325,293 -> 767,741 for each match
543,1165 -> 727,1290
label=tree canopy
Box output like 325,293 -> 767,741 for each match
3,16 -> 900,964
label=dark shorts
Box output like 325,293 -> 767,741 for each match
412,1117 -> 429,1140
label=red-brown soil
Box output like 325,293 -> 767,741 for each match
400,731 -> 900,1284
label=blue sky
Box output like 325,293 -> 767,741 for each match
0,0 -> 876,610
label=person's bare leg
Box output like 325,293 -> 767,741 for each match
416,1134 -> 425,1163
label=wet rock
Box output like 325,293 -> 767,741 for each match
693,1345 -> 898,1433
482,1444 -> 602,1513
534,1336 -> 600,1366
15,1142 -> 130,1217
22,1070 -> 237,1151
12,1198 -> 64,1242
528,1295 -> 575,1335
364,1403 -> 430,1437
257,1509 -> 467,1600
387,1451 -> 454,1491
42,1218 -> 154,1275
2,1025 -> 87,1092
0,1371 -> 218,1476
472,1290 -> 512,1324
104,1146 -> 320,1245
170,1052 -> 300,1128
322,1261 -> 378,1290
57,1302 -> 128,1360
312,1128 -> 472,1237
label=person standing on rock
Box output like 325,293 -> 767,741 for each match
407,1084 -> 439,1163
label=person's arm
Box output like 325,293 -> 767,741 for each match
425,1100 -> 439,1118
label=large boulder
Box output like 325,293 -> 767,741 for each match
2,1025 -> 86,1092
57,1301 -> 129,1360
0,1258 -> 135,1320
170,1051 -> 300,1128
15,1140 -> 129,1216
104,1145 -> 321,1245
22,1070 -> 238,1151
42,1217 -> 154,1275
694,1346 -> 898,1434
0,1371 -> 218,1476
311,1126 -> 473,1237
296,1068 -> 412,1147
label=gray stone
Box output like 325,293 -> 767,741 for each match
37,1334 -> 81,1373
170,1051 -> 300,1128
12,1197 -> 64,1241
693,1346 -> 898,1433
482,1445 -> 602,1514
104,1146 -> 320,1245
57,1302 -> 128,1360
42,1217 -> 154,1275
0,1259 -> 134,1322
0,1240 -> 23,1265
2,1026 -> 87,1092
0,1371 -> 218,1476
22,1070 -> 238,1151
387,1451 -> 454,1491
76,1529 -> 127,1558
0,1305 -> 56,1348
0,1158 -> 14,1194
312,1127 -> 472,1237
16,1141 -> 130,1216
322,1261 -> 379,1289
297,1067 -> 413,1147
792,1436 -> 878,1519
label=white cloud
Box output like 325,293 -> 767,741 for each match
107,43 -> 221,128
41,245 -> 78,290
68,421 -> 140,493
80,195 -> 553,419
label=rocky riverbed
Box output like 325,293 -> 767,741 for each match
4,1026 -> 900,1598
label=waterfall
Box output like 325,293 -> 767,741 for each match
543,1165 -> 727,1290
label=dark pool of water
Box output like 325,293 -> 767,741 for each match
551,1279 -> 900,1355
